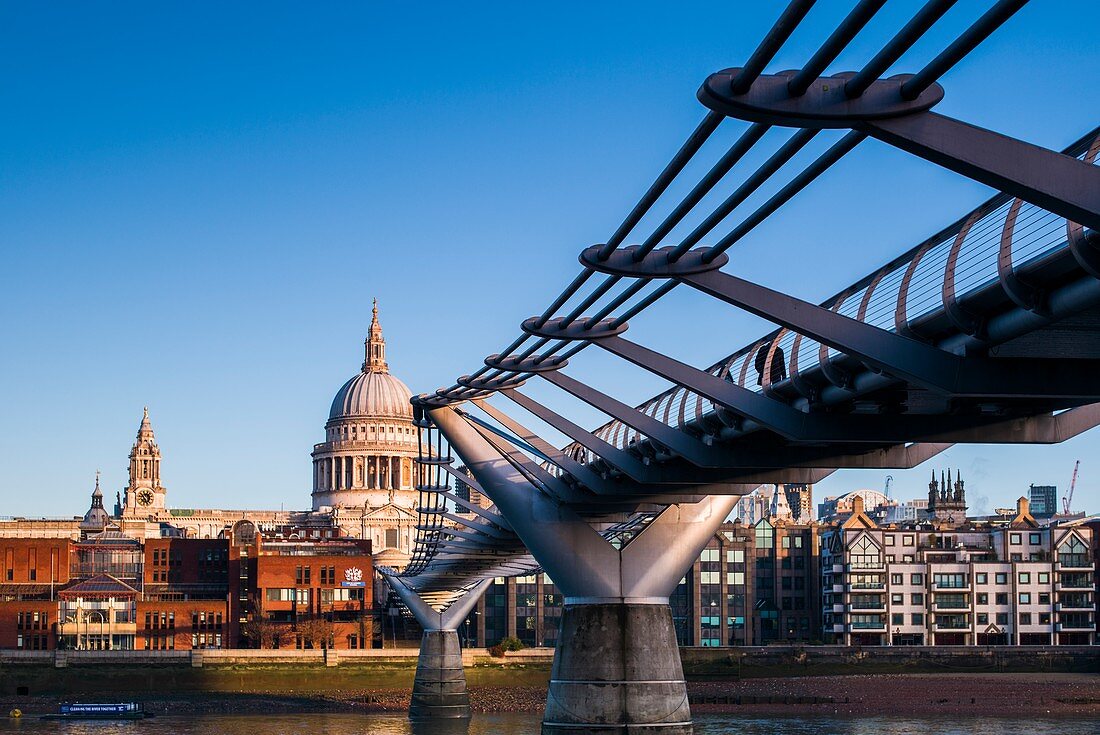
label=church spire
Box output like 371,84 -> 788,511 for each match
137,406 -> 154,441
363,298 -> 389,373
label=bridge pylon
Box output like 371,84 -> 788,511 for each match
382,573 -> 491,722
429,405 -> 736,735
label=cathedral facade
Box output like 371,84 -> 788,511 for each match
0,303 -> 420,568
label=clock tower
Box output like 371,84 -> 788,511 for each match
123,407 -> 167,516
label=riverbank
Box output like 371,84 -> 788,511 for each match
3,673 -> 1097,718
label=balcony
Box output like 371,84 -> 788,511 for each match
847,583 -> 885,591
849,621 -> 886,631
849,601 -> 886,612
847,562 -> 885,573
932,622 -> 969,631
1056,580 -> 1093,592
933,615 -> 970,631
1056,556 -> 1092,571
930,581 -> 971,591
1055,601 -> 1094,612
832,584 -> 844,594
1055,621 -> 1096,632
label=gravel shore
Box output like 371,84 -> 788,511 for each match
3,673 -> 1097,718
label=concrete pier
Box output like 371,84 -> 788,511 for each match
427,405 -> 736,735
544,604 -> 691,735
381,574 -> 491,723
410,629 -> 471,720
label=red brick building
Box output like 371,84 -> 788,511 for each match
241,531 -> 372,650
0,527 -> 372,651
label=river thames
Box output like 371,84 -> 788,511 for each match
2,714 -> 1098,734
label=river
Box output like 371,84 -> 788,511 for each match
2,714 -> 1097,734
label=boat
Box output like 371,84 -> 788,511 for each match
41,703 -> 152,720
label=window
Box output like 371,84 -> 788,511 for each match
794,536 -> 803,549
996,613 -> 1009,625
977,613 -> 988,624
995,593 -> 1008,605
1039,613 -> 1050,625
700,572 -> 720,584
1019,593 -> 1031,604
891,574 -> 903,585
891,593 -> 904,604
727,572 -> 745,586
995,573 -> 1008,585
933,573 -> 965,589
911,593 -> 924,605
1038,593 -> 1050,605
911,613 -> 924,625
892,613 -> 904,625
1010,533 -> 1022,545
700,549 -> 719,562
1019,572 -> 1031,584
885,535 -> 895,546
1019,613 -> 1032,625
903,535 -> 914,546
385,528 -> 399,548
976,573 -> 988,584
850,535 -> 882,570
782,537 -> 791,549
1058,536 -> 1088,568
1038,572 -> 1049,584
977,593 -> 988,605
727,549 -> 744,563
1029,533 -> 1041,545
911,573 -> 924,585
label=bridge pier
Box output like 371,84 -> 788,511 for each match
428,406 -> 736,735
383,574 -> 490,722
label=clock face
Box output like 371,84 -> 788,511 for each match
137,489 -> 154,506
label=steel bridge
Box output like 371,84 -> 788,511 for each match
379,2 -> 1100,731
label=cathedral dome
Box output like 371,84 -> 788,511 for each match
326,300 -> 413,421
329,370 -> 413,420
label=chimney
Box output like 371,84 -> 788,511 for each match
1017,496 -> 1030,516
851,495 -> 865,515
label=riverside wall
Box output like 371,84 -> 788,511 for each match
0,646 -> 1096,698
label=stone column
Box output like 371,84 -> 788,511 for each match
430,405 -> 736,735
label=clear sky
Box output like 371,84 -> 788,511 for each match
1,1 -> 1098,518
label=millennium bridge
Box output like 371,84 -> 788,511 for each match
379,1 -> 1100,732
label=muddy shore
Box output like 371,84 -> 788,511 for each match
3,673 -> 1097,718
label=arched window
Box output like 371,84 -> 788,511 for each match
849,534 -> 882,570
1058,535 -> 1088,567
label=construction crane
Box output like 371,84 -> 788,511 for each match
1062,460 -> 1080,515
884,475 -> 894,500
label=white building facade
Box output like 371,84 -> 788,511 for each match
821,496 -> 1095,646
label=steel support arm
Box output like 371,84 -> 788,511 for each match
384,575 -> 492,631
428,405 -> 737,603
423,483 -> 513,530
540,370 -> 740,467
860,112 -> 1100,232
679,269 -> 1100,399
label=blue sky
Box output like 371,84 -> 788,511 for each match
1,1 -> 1098,518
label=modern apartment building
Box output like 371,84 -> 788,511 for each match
821,495 -> 1095,646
